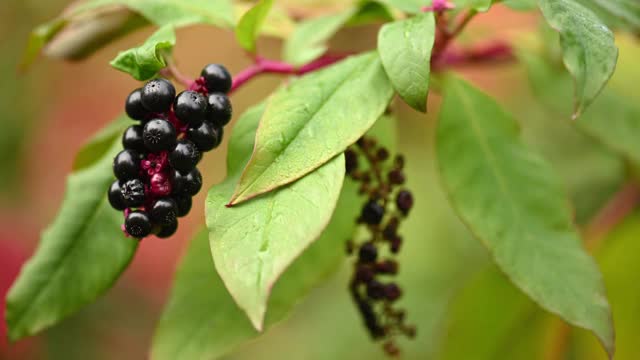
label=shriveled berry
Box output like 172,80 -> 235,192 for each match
125,210 -> 152,238
141,78 -> 175,113
207,93 -> 232,127
366,280 -> 386,300
345,149 -> 358,174
156,218 -> 178,238
125,88 -> 148,121
201,64 -> 232,93
187,121 -> 222,152
143,119 -> 177,152
169,139 -> 201,172
359,242 -> 378,263
108,180 -> 126,210
384,283 -> 402,301
388,169 -> 406,185
150,198 -> 178,225
120,178 -> 145,207
174,90 -> 207,126
396,190 -> 414,215
113,149 -> 141,181
174,195 -> 192,217
122,125 -> 146,153
361,200 -> 384,225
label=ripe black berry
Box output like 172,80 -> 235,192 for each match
174,90 -> 207,126
108,180 -> 126,210
150,198 -> 178,225
359,242 -> 378,263
143,119 -> 177,152
181,168 -> 202,196
122,125 -> 146,153
169,139 -> 201,172
120,178 -> 145,207
125,210 -> 152,238
141,78 -> 176,113
396,190 -> 414,215
361,200 -> 385,225
113,149 -> 141,181
125,88 -> 149,121
201,64 -> 232,93
207,93 -> 232,127
156,218 -> 178,238
345,149 -> 358,174
187,121 -> 222,152
174,195 -> 192,217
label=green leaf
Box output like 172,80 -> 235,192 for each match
379,0 -> 423,13
436,76 -> 614,357
502,0 -> 537,10
235,0 -> 274,53
110,25 -> 176,80
578,0 -> 640,32
233,2 -> 295,40
229,52 -> 393,205
5,120 -> 138,340
206,104 -> 345,329
73,116 -> 131,171
537,0 -> 618,118
20,19 -> 67,70
453,0 -> 494,12
378,12 -> 435,112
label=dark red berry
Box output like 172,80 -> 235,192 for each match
174,90 -> 207,126
187,121 -> 222,152
125,210 -> 152,238
125,88 -> 149,121
384,283 -> 402,301
366,280 -> 386,300
361,200 -> 384,225
174,195 -> 192,217
150,198 -> 178,225
388,169 -> 405,185
169,139 -> 201,172
113,149 -> 141,181
390,236 -> 402,254
122,125 -> 146,153
375,260 -> 398,275
396,190 -> 414,215
376,148 -> 389,161
120,178 -> 145,207
355,265 -> 375,283
141,78 -> 175,113
156,218 -> 178,238
359,242 -> 378,263
207,93 -> 232,127
108,180 -> 126,210
143,119 -> 177,152
201,64 -> 232,93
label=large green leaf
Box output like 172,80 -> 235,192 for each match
73,116 -> 130,171
379,0 -> 423,13
235,0 -> 273,53
5,120 -> 138,340
229,53 -> 393,205
378,12 -> 435,112
436,76 -> 614,357
206,103 -> 345,329
578,0 -> 640,32
110,25 -> 175,80
537,0 -> 618,118
453,0 -> 493,12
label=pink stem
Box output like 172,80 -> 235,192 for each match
433,41 -> 514,70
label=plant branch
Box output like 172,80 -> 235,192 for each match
159,62 -> 194,88
432,41 -> 515,70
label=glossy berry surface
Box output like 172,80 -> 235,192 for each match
361,200 -> 385,225
358,242 -> 378,263
122,125 -> 146,153
120,178 -> 145,207
113,149 -> 141,180
187,121 -> 222,152
125,88 -> 149,121
182,168 -> 202,196
143,119 -> 177,152
169,139 -> 201,172
108,181 -> 126,210
174,90 -> 207,126
150,198 -> 178,225
156,218 -> 178,238
207,93 -> 233,126
141,78 -> 175,113
396,190 -> 414,215
201,64 -> 232,93
174,195 -> 192,217
125,210 -> 152,238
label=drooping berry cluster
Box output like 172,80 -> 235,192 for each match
108,64 -> 233,239
345,136 -> 415,357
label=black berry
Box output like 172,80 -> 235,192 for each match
187,121 -> 222,152
396,190 -> 414,215
150,198 -> 178,225
120,178 -> 145,207
345,149 -> 358,174
108,180 -> 126,210
207,93 -> 232,127
174,90 -> 207,126
181,168 -> 202,196
141,78 -> 176,113
125,88 -> 148,121
174,195 -> 192,217
169,139 -> 201,172
359,242 -> 378,263
388,169 -> 406,185
201,64 -> 232,93
113,149 -> 141,181
122,125 -> 146,153
366,280 -> 386,300
156,218 -> 178,238
143,119 -> 177,152
361,200 -> 385,225
125,210 -> 152,238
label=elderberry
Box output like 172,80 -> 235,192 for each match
201,64 -> 232,93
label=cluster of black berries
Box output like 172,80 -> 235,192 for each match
107,64 -> 233,239
345,136 -> 415,357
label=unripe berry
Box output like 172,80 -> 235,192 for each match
125,88 -> 149,121
150,198 -> 178,225
201,64 -> 232,93
122,125 -> 146,153
207,93 -> 232,127
113,149 -> 141,181
125,210 -> 152,238
108,180 -> 126,210
143,119 -> 177,152
174,90 -> 207,126
361,200 -> 384,225
174,195 -> 192,217
396,190 -> 414,215
169,139 -> 201,172
141,78 -> 175,113
156,218 -> 178,238
187,121 -> 222,152
359,242 -> 378,263
120,178 -> 145,207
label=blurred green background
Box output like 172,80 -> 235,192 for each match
1,1 -> 638,359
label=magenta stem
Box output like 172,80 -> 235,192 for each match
433,41 -> 514,70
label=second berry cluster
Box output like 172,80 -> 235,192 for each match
108,64 -> 233,239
